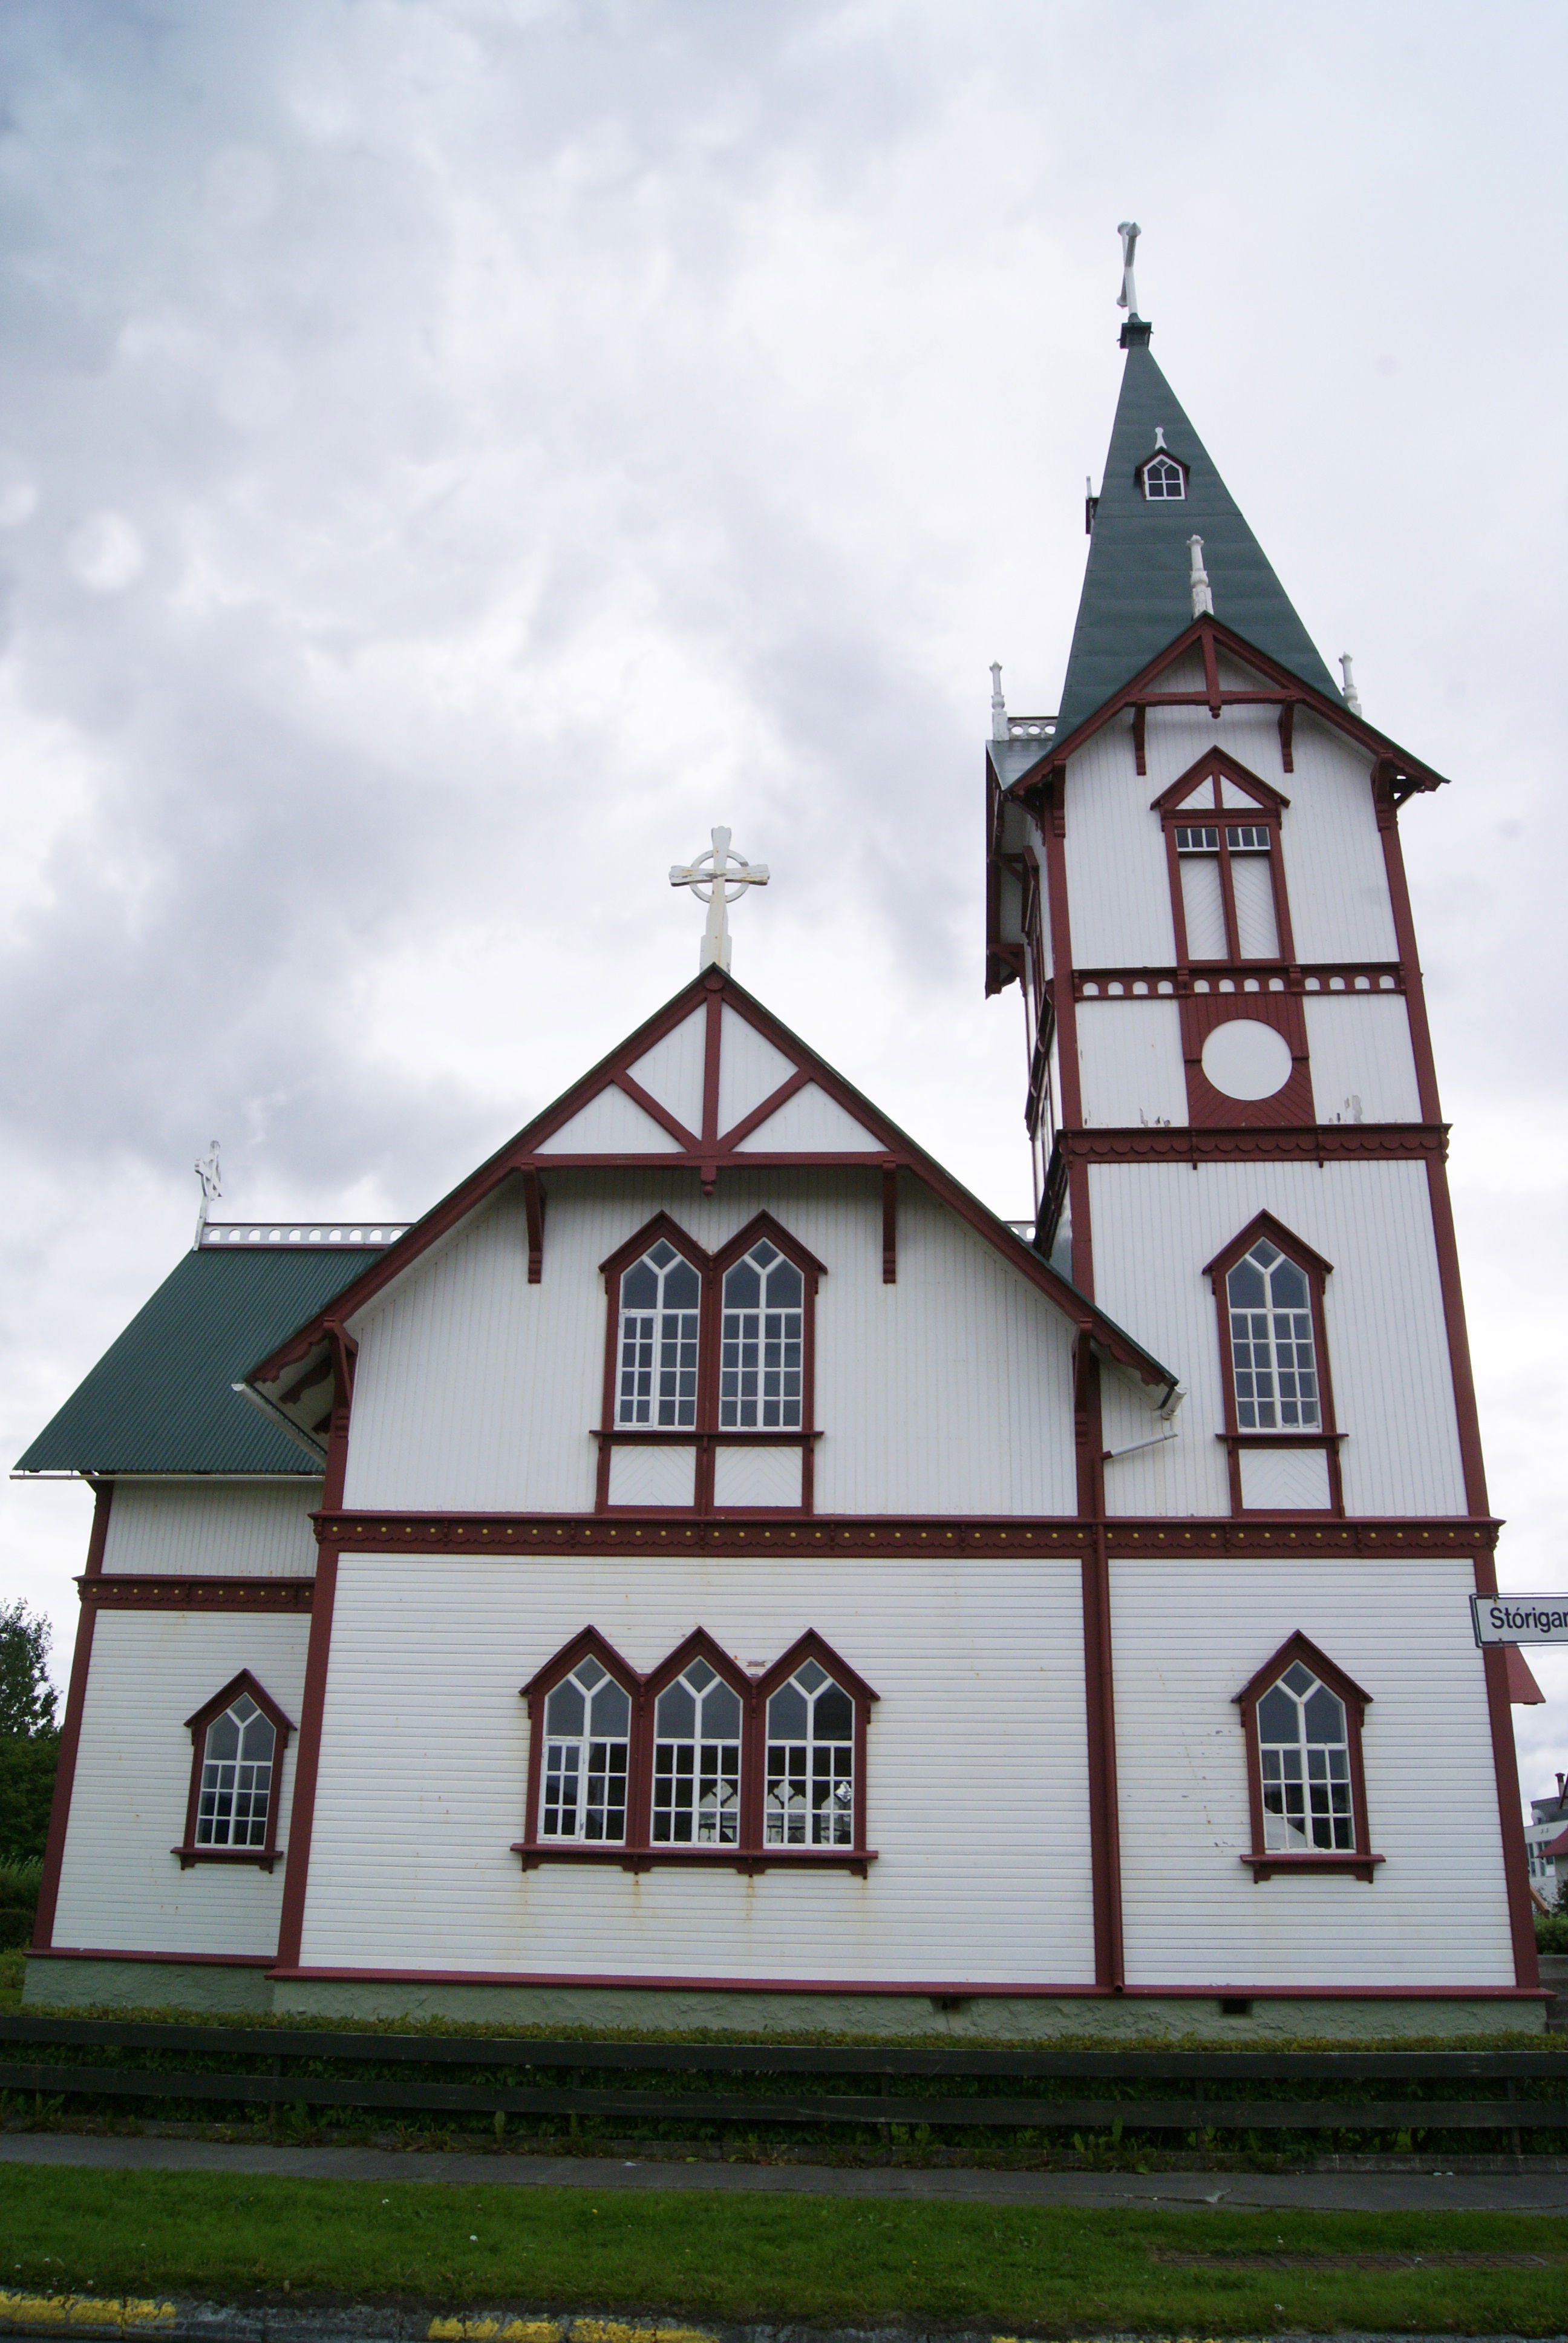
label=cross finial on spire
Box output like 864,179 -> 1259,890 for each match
1117,221 -> 1141,316
193,1139 -> 222,1249
669,826 -> 769,971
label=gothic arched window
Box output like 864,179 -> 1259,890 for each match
1205,1213 -> 1341,1516
1226,1237 -> 1321,1430
615,1238 -> 701,1428
175,1671 -> 293,1870
764,1657 -> 858,1849
1234,1634 -> 1380,1880
652,1656 -> 743,1844
538,1651 -> 633,1844
720,1240 -> 804,1429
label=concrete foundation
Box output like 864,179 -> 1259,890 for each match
22,1955 -> 1547,2038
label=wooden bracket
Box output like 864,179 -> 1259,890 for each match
523,1169 -> 545,1284
881,1164 -> 898,1283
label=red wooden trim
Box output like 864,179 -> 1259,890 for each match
520,1627 -> 642,1852
1010,615 -> 1449,797
512,1846 -> 877,1877
320,1326 -> 356,1514
1074,964 -> 1403,1000
1054,1123 -> 1446,1169
1375,781 -> 1443,1124
1278,703 -> 1295,774
274,1548 -> 339,1971
263,1961 -> 1546,2001
312,1507 -> 1500,1558
32,1482 -> 113,1951
1180,992 -> 1313,1131
701,978 -> 724,1151
1150,747 -> 1292,816
717,1067 -> 811,1150
1234,1631 -> 1376,1878
881,1164 -> 898,1282
613,1069 -> 702,1150
1073,1343 -> 1121,1991
31,1947 -> 278,1967
1204,1209 -> 1334,1287
522,1170 -> 545,1285
81,1576 -> 313,1613
1131,702 -> 1146,775
177,1668 -> 294,1871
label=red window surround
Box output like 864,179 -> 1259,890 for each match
595,1210 -> 826,1515
174,1669 -> 294,1872
1152,750 -> 1296,969
1204,1211 -> 1344,1518
513,1625 -> 878,1875
1233,1632 -> 1381,1881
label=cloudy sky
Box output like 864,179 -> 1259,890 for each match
2,0 -> 1564,1806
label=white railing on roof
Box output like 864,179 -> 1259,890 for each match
200,1222 -> 411,1248
1007,716 -> 1056,740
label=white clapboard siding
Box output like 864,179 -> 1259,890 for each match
537,1089 -> 683,1154
733,1085 -> 881,1153
1112,1558 -> 1514,1985
343,1170 -> 1080,1518
51,1611 -> 308,1956
102,1482 -> 321,1577
713,1445 -> 805,1507
1305,995 -> 1423,1126
1089,1159 -> 1467,1519
607,1445 -> 697,1507
717,1008 -> 797,1135
297,1555 -> 1094,1984
1076,1000 -> 1186,1129
625,1009 -> 707,1134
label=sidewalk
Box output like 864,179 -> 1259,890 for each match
5,2128 -> 1568,2212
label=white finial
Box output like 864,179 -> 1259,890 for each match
1187,534 -> 1214,618
1153,427 -> 1166,448
1339,654 -> 1362,714
669,825 -> 769,971
193,1139 -> 222,1248
1117,220 -> 1141,316
990,662 -> 1008,742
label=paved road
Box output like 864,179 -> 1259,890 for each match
4,2129 -> 1568,2211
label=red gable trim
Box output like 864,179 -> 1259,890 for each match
1006,615 -> 1449,801
247,968 -> 1178,1403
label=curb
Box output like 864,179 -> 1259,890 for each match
2,2312 -> 1567,2343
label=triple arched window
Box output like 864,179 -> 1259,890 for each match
597,1213 -> 823,1513
174,1671 -> 293,1871
515,1628 -> 876,1873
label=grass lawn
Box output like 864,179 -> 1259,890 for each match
2,2168 -> 1567,2333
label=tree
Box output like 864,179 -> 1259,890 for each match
0,1600 -> 60,1866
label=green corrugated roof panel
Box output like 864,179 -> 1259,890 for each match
1056,336 -> 1342,741
16,1246 -> 384,1476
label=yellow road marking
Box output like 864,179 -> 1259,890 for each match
0,2297 -> 177,2333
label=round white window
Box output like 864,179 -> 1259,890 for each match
1200,1017 -> 1293,1100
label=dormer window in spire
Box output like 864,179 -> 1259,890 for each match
1138,430 -> 1187,502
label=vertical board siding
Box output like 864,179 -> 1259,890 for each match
734,1085 -> 881,1152
1063,728 -> 1179,968
1089,1160 -> 1466,1518
626,1009 -> 707,1133
343,1172 -> 1079,1518
1305,995 -> 1423,1125
1112,1558 -> 1514,1985
1076,1000 -> 1186,1129
537,1089 -> 683,1154
1273,717 -> 1399,964
298,1555 -> 1093,1983
102,1481 -> 321,1576
51,1611 -> 308,1955
717,1008 -> 796,1134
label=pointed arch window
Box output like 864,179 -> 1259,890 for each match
1206,1214 -> 1342,1516
1235,1634 -> 1380,1879
720,1240 -> 804,1429
517,1630 -> 876,1873
615,1239 -> 701,1427
174,1671 -> 293,1871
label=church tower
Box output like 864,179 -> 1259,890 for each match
985,253 -> 1538,1986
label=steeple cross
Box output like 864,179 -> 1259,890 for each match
1117,220 -> 1142,317
669,825 -> 769,971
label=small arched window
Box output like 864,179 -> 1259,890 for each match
175,1671 -> 293,1870
1235,1634 -> 1379,1880
616,1239 -> 701,1427
720,1240 -> 804,1429
1141,453 -> 1186,501
1226,1237 -> 1320,1429
652,1657 -> 743,1844
765,1659 -> 856,1847
540,1656 -> 632,1843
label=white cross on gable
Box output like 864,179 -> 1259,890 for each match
669,825 -> 769,971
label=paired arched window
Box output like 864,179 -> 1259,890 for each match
175,1671 -> 293,1871
598,1213 -> 823,1513
1235,1634 -> 1379,1881
1206,1214 -> 1341,1516
516,1628 -> 876,1873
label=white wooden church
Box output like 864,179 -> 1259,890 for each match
18,244 -> 1545,2036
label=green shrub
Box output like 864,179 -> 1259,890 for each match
0,1853 -> 44,1950
1536,1907 -> 1568,1954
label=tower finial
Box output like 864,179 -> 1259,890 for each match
1339,654 -> 1362,715
193,1139 -> 222,1249
669,826 -> 769,971
1187,536 -> 1214,618
1116,221 -> 1141,316
990,662 -> 1008,742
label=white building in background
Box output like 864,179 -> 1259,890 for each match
15,261 -> 1547,2037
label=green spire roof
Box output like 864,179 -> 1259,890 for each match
1056,334 -> 1341,740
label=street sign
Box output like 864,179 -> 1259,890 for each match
1470,1593 -> 1568,1647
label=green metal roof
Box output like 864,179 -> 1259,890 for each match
1056,333 -> 1342,740
16,1246 -> 384,1476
